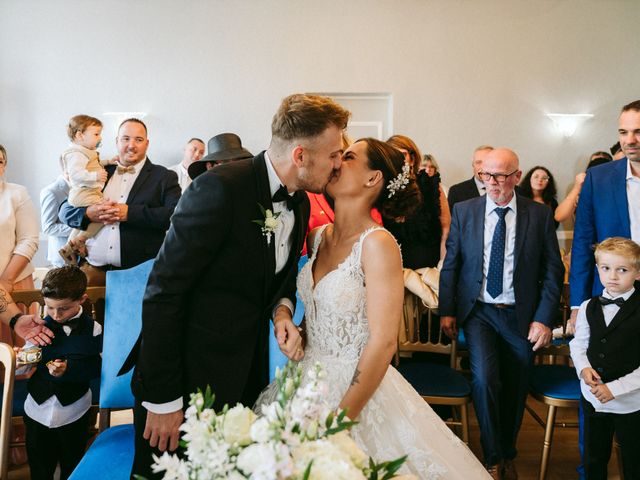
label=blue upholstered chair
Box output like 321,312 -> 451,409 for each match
395,290 -> 472,443
70,260 -> 153,480
269,255 -> 308,381
527,344 -> 581,480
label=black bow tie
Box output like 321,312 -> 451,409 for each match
598,296 -> 625,307
48,317 -> 81,333
272,185 -> 297,210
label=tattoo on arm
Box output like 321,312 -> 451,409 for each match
0,290 -> 8,313
350,368 -> 361,386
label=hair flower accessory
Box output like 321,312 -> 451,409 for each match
386,163 -> 411,198
252,203 -> 281,245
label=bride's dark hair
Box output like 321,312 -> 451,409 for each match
357,138 -> 422,220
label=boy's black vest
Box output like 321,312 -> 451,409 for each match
586,289 -> 640,383
28,313 -> 102,406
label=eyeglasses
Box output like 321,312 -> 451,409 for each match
532,175 -> 550,181
478,170 -> 518,184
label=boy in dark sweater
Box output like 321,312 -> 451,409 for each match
16,266 -> 102,480
570,237 -> 640,480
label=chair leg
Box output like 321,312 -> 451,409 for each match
461,403 -> 469,445
539,405 -> 557,480
614,436 -> 624,480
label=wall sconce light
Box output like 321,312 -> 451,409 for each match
546,113 -> 594,137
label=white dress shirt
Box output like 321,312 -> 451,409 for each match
570,288 -> 640,413
143,153 -> 297,415
479,194 -> 517,304
22,307 -> 103,428
626,160 -> 640,243
85,159 -> 146,267
168,162 -> 191,192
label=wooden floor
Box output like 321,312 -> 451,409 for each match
8,400 -> 622,479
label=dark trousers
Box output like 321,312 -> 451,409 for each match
131,400 -> 176,480
463,302 -> 533,466
24,410 -> 91,480
581,396 -> 640,480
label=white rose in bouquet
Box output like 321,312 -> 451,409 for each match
292,439 -> 366,480
328,431 -> 368,469
222,405 -> 257,446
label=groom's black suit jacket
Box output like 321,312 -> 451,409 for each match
121,152 -> 310,410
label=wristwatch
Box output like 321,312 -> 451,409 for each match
9,313 -> 22,330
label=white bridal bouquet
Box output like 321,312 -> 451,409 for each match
148,363 -> 412,480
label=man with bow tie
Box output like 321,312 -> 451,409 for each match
119,94 -> 350,479
59,118 -> 181,285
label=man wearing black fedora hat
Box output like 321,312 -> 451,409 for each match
121,93 -> 350,478
187,132 -> 254,180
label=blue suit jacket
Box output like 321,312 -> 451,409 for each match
570,159 -> 631,306
59,158 -> 181,269
439,194 -> 564,336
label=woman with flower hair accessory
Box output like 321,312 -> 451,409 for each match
257,138 -> 490,478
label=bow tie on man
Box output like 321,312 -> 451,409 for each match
272,184 -> 298,210
117,165 -> 136,175
598,296 -> 626,307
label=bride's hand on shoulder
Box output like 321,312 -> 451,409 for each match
273,305 -> 304,361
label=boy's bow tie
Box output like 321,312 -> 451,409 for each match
598,296 -> 625,307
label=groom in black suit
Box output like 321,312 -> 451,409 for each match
121,94 -> 350,478
439,148 -> 563,479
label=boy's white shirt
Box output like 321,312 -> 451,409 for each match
20,307 -> 103,428
569,287 -> 640,413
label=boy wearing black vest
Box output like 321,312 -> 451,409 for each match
17,266 -> 102,480
570,237 -> 640,480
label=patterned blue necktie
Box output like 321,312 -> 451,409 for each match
487,207 -> 509,298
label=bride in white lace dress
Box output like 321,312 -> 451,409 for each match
257,138 -> 490,479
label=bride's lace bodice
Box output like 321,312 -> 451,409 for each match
296,224 -> 375,380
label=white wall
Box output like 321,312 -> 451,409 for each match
1,0 -> 639,263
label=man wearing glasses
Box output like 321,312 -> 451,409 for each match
440,148 -> 564,479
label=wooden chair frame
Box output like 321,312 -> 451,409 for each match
396,290 -> 471,443
0,343 -> 16,480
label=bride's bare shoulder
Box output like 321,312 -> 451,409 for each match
361,228 -> 401,263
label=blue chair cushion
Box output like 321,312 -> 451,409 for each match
397,362 -> 471,398
69,424 -> 134,480
529,364 -> 581,401
101,260 -> 153,409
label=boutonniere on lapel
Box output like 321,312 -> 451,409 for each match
252,203 -> 280,245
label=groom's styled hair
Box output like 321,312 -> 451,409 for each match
271,94 -> 350,142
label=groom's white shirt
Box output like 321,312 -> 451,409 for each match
143,152 -> 297,414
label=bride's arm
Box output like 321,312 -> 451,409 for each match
338,231 -> 403,419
